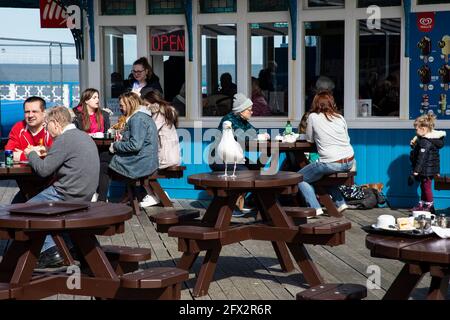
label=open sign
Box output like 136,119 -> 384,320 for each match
151,29 -> 185,53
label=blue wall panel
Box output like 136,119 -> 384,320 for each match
112,128 -> 450,210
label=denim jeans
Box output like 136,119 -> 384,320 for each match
298,160 -> 354,209
27,186 -> 65,252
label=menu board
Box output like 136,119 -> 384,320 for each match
409,11 -> 450,119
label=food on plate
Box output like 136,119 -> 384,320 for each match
397,217 -> 415,230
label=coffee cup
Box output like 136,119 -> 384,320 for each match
373,214 -> 396,230
412,210 -> 435,220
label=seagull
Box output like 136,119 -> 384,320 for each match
217,121 -> 245,178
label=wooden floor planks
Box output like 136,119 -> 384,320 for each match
0,181 -> 448,300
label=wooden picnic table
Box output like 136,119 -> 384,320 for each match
366,233 -> 450,300
168,171 -> 351,297
0,202 -> 136,299
0,163 -> 51,200
434,175 -> 450,190
246,139 -> 316,170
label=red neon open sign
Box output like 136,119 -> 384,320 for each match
151,30 -> 185,53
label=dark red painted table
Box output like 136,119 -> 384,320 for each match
366,234 -> 450,300
0,202 -> 134,300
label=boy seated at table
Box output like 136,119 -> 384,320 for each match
24,106 -> 100,269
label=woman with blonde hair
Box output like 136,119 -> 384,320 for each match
108,92 -> 159,181
297,90 -> 355,216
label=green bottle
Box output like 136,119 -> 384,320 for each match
285,120 -> 292,135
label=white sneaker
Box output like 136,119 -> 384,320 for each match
91,193 -> 98,202
316,208 -> 324,216
140,194 -> 160,208
337,204 -> 348,213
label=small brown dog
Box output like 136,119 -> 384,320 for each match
361,183 -> 384,193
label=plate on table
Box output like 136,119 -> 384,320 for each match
362,225 -> 433,238
8,202 -> 89,216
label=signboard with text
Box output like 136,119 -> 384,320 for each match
40,0 -> 67,28
409,11 -> 450,119
150,28 -> 185,56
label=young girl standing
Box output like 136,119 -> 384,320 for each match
410,114 -> 446,213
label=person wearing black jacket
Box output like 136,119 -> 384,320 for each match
127,57 -> 163,96
409,114 -> 446,213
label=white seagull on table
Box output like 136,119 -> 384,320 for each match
217,120 -> 245,178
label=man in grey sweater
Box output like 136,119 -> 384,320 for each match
24,106 -> 100,268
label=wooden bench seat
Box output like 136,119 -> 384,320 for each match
296,283 -> 367,300
125,166 -> 186,215
298,218 -> 351,235
103,245 -> 152,275
434,175 -> 450,190
282,207 -> 316,218
168,225 -> 221,240
0,283 -> 23,300
148,208 -> 200,233
313,171 -> 356,218
120,267 -> 189,300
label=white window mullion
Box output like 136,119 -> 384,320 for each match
345,14 -> 357,121
237,0 -> 249,97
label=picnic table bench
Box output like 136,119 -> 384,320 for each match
434,175 -> 450,190
125,166 -> 186,215
163,171 -> 351,297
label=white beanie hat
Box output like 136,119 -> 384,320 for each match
232,93 -> 253,114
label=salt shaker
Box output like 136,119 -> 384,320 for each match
437,214 -> 448,228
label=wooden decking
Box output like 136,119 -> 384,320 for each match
0,180 -> 449,300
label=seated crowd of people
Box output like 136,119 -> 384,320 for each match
4,56 -> 354,269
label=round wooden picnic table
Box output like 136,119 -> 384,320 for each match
173,171 -> 340,297
366,233 -> 450,300
0,202 -> 133,300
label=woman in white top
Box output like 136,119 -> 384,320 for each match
299,91 -> 355,215
140,89 -> 181,207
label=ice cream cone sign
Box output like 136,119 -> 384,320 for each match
439,35 -> 450,63
439,64 -> 450,91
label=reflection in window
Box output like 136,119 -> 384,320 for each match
304,21 -> 344,114
417,0 -> 450,4
357,0 -> 401,7
148,0 -> 184,14
306,0 -> 344,8
358,19 -> 400,117
251,23 -> 289,117
103,27 -> 137,114
201,24 -> 236,116
101,0 -> 136,15
150,26 -> 186,116
248,0 -> 288,12
199,0 -> 236,13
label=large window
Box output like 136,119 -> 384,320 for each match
304,21 -> 345,114
148,0 -> 184,14
102,27 -> 137,113
417,0 -> 450,4
248,0 -> 288,12
357,0 -> 401,6
101,0 -> 136,15
358,19 -> 401,117
199,0 -> 236,13
149,26 -> 186,116
201,24 -> 237,117
251,23 -> 289,117
306,0 -> 345,8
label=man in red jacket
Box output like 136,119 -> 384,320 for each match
5,96 -> 53,161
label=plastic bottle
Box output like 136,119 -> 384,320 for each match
284,121 -> 292,135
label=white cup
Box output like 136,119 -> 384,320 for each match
373,214 -> 396,229
412,211 -> 435,220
